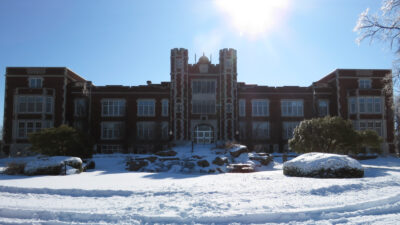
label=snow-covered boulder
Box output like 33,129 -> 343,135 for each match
283,152 -> 364,178
229,145 -> 248,157
227,163 -> 255,173
248,153 -> 273,166
24,156 -> 82,176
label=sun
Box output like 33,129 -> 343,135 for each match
214,0 -> 291,39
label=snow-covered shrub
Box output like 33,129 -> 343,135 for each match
29,125 -> 94,159
283,153 -> 364,178
24,156 -> 82,176
4,162 -> 26,175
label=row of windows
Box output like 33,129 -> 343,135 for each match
349,97 -> 382,114
192,80 -> 216,94
101,121 -> 169,140
239,99 -> 304,117
95,99 -> 169,117
17,96 -> 53,114
239,121 -> 300,140
17,120 -> 53,138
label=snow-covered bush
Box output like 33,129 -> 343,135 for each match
4,162 -> 26,175
24,156 -> 82,176
283,152 -> 364,178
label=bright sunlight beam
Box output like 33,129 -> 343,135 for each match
214,0 -> 291,39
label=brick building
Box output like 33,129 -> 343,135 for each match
2,48 -> 395,155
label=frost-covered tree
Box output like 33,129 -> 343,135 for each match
355,0 -> 400,155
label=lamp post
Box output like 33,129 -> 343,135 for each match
168,130 -> 173,148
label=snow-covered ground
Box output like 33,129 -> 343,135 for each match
0,152 -> 399,224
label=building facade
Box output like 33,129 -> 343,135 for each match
2,48 -> 395,155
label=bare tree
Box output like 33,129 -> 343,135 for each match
354,0 -> 400,155
354,0 -> 400,93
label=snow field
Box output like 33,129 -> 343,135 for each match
0,154 -> 399,224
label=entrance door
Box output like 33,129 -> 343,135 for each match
194,124 -> 214,144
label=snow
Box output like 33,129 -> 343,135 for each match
0,150 -> 399,224
24,156 -> 82,175
283,152 -> 363,174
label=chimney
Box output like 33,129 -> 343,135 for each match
147,80 -> 152,85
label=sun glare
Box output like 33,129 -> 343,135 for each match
215,0 -> 291,39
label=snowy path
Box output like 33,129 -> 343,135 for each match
0,155 -> 399,224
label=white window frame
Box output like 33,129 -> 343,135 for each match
359,79 -> 372,89
101,145 -> 122,153
318,99 -> 329,117
281,100 -> 304,117
29,77 -> 43,88
192,79 -> 217,95
102,99 -> 126,117
162,99 -> 169,117
239,99 -> 246,117
283,121 -> 301,140
17,95 -> 53,114
74,98 -> 87,116
192,99 -> 216,114
252,122 -> 270,139
101,122 -> 124,140
137,99 -> 155,117
16,120 -> 53,139
350,96 -> 382,114
251,99 -> 269,117
137,122 -> 155,140
356,120 -> 383,137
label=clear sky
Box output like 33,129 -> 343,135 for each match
0,0 -> 395,127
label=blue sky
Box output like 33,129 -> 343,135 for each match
0,0 -> 395,127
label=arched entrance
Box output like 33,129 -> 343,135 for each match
193,124 -> 214,144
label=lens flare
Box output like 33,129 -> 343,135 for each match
215,0 -> 290,39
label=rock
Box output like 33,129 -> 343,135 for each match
191,155 -> 202,159
24,156 -> 82,176
158,157 -> 180,161
83,160 -> 95,171
249,153 -> 273,166
182,160 -> 196,170
127,160 -> 148,171
283,152 -> 364,178
136,156 -> 158,163
208,169 -> 215,173
212,156 -> 228,166
197,160 -> 210,168
227,163 -> 255,173
155,150 -> 177,157
229,145 -> 248,158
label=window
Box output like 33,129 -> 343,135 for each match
17,120 -> 52,138
359,79 -> 371,89
102,99 -> 125,117
101,145 -> 122,153
281,100 -> 303,117
239,122 -> 247,139
252,122 -> 270,139
17,96 -> 53,114
29,77 -> 42,88
137,99 -> 155,117
350,97 -> 382,114
252,99 -> 269,116
161,122 -> 169,140
349,97 -> 357,114
162,99 -> 169,117
101,122 -> 124,140
283,121 -> 300,139
356,120 -> 383,136
239,99 -> 246,117
192,100 -> 216,114
74,98 -> 86,116
192,80 -> 216,94
318,100 -> 329,117
226,103 -> 232,113
137,122 -> 155,140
